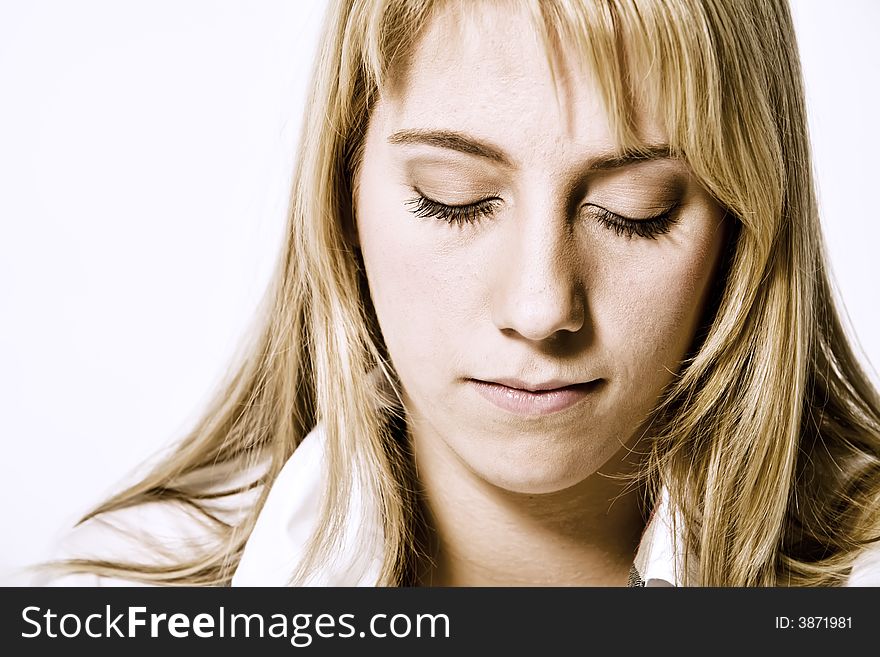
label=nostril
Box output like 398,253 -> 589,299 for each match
494,291 -> 586,342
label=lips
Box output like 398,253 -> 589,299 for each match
485,377 -> 589,392
469,378 -> 600,416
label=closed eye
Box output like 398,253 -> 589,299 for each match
405,191 -> 502,226
582,203 -> 679,240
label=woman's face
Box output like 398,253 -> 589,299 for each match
355,5 -> 725,494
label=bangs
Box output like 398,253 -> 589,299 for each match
536,0 -> 721,157
357,0 -> 722,154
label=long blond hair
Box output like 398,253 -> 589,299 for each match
51,0 -> 880,586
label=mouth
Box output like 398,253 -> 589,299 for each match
467,378 -> 601,416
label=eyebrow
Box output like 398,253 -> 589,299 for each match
588,145 -> 675,171
388,129 -> 512,166
387,129 -> 674,170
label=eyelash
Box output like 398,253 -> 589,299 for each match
405,194 -> 501,226
405,192 -> 679,240
586,204 -> 679,240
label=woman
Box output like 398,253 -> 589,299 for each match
39,0 -> 880,586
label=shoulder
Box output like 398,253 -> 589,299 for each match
231,424 -> 384,586
34,457 -> 268,587
846,542 -> 880,586
230,425 -> 328,585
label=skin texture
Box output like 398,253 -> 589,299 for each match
354,4 -> 726,585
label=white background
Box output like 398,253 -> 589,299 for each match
1,0 -> 878,583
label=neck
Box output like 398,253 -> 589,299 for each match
411,425 -> 648,587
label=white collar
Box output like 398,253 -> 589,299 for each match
632,485 -> 690,586
232,424 -> 383,586
232,424 -> 683,586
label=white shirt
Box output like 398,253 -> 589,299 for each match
37,424 -> 880,586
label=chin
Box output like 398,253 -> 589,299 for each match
457,426 -> 629,495
474,455 -> 599,496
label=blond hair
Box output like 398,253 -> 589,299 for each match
48,0 -> 880,586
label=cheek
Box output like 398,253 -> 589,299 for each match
356,183 -> 478,386
597,227 -> 722,391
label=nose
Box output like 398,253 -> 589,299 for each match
490,215 -> 586,342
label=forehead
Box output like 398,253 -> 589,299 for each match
375,1 -> 667,158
